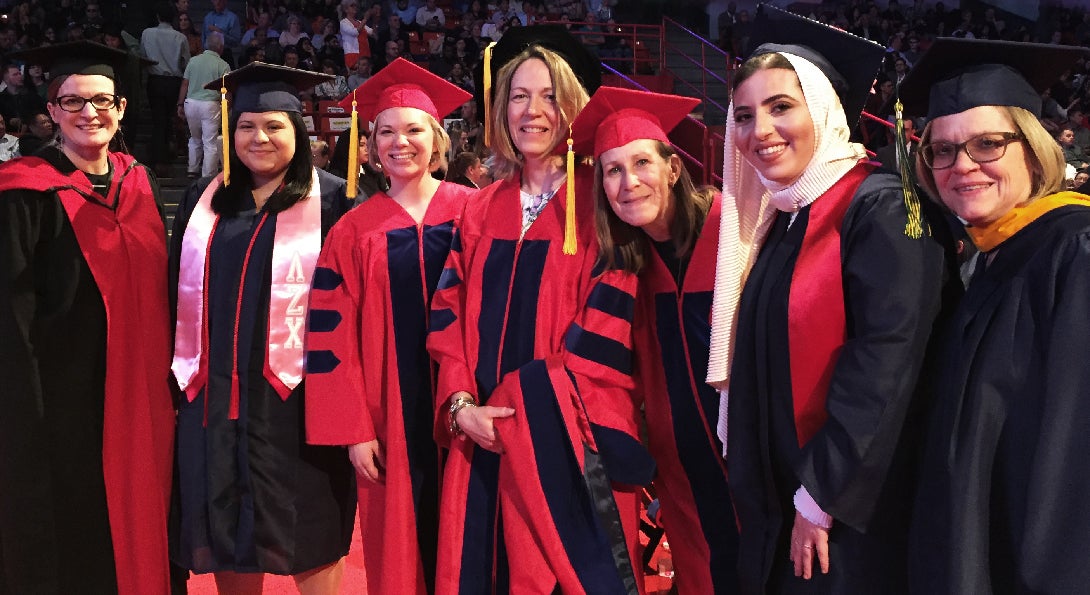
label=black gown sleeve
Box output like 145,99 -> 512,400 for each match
794,177 -> 946,532
1004,231 -> 1090,590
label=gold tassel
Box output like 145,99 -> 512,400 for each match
563,128 -> 577,255
220,75 -> 230,186
347,90 -> 359,199
895,99 -> 923,239
483,42 -> 496,149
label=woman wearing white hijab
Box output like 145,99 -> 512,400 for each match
706,6 -> 951,594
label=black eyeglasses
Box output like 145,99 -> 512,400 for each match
53,94 -> 120,112
921,132 -> 1024,170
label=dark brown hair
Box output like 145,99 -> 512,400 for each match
594,140 -> 716,274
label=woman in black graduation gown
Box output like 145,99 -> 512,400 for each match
0,41 -> 176,595
706,6 -> 950,594
903,39 -> 1090,594
169,63 -> 356,594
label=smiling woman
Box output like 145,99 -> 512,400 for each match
170,62 -> 357,595
426,25 -> 655,595
706,6 -> 953,594
0,40 -> 174,594
730,64 -> 816,188
899,38 -> 1090,593
571,85 -> 741,595
304,57 -> 475,595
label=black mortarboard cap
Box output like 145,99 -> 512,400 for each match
9,40 -> 154,80
475,24 -> 601,120
205,61 -> 333,114
747,3 -> 886,126
895,38 -> 1090,120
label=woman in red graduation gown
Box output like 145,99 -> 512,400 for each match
573,86 -> 740,594
707,9 -> 950,594
427,26 -> 652,595
0,41 -> 175,595
169,63 -> 356,594
305,58 -> 475,595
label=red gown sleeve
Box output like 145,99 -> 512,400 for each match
427,203 -> 479,448
305,216 -> 377,445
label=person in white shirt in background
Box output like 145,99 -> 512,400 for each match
339,0 -> 373,70
416,0 -> 446,31
178,31 -> 230,179
0,116 -> 19,162
142,1 -> 191,178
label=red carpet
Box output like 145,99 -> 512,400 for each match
186,512 -> 367,594
185,511 -> 674,594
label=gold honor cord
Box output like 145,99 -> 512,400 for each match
483,41 -> 496,148
221,74 -> 230,185
895,99 -> 923,239
347,89 -> 359,198
563,126 -> 577,255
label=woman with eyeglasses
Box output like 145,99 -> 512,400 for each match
903,39 -> 1090,593
0,42 -> 176,593
707,8 -> 951,593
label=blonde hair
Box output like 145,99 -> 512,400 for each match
367,107 -> 451,174
915,105 -> 1066,206
488,45 -> 590,181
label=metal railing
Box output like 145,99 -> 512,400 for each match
544,19 -> 665,76
661,17 -> 732,121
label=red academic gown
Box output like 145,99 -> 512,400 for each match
0,148 -> 174,594
633,195 -> 739,595
306,182 -> 476,594
427,167 -> 652,595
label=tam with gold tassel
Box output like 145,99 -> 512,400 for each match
337,59 -> 471,188
220,75 -> 230,185
346,89 -> 359,199
483,41 -> 496,148
563,127 -> 576,254
204,62 -> 335,187
894,99 -> 923,239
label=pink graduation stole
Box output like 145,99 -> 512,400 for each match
172,170 -> 322,418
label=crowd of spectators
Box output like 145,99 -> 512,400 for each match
0,0 -> 639,168
7,0 -> 1090,187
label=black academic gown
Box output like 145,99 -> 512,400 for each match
168,169 -> 357,576
728,169 -> 949,595
911,201 -> 1090,595
0,146 -> 175,594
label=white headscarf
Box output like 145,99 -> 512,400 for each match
706,51 -> 868,450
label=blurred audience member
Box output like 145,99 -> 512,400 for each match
18,110 -> 54,157
417,0 -> 446,31
313,58 -> 350,100
0,62 -> 46,133
279,15 -> 310,48
142,2 -> 190,177
446,150 -> 489,188
177,12 -> 204,56
202,0 -> 241,58
178,31 -> 230,179
0,116 -> 18,161
311,139 -> 332,169
347,55 -> 373,88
